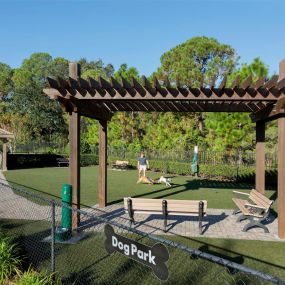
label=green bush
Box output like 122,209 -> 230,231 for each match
14,267 -> 63,285
0,237 -> 21,283
80,154 -> 99,166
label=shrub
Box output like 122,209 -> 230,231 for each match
80,154 -> 99,166
14,267 -> 63,285
0,237 -> 21,283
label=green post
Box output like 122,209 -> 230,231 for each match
62,184 -> 72,230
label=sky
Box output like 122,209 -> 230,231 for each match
0,0 -> 284,76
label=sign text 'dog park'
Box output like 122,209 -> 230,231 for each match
104,224 -> 169,281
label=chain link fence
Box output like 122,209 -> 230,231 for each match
108,147 -> 278,168
11,142 -> 278,169
0,181 -> 284,285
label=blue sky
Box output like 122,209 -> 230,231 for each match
0,0 -> 284,76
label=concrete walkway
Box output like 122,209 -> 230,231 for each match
0,173 -> 281,242
0,171 -> 58,221
83,203 -> 280,242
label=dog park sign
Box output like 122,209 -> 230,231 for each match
104,224 -> 169,281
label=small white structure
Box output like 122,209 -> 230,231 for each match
0,129 -> 14,171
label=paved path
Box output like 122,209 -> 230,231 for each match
0,173 -> 281,241
0,172 -> 58,221
83,203 -> 280,242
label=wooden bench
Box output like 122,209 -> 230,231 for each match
124,197 -> 207,234
112,160 -> 129,170
232,189 -> 274,233
56,157 -> 69,167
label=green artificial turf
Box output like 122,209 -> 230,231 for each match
3,166 -> 277,210
2,167 -> 282,284
1,218 -> 284,284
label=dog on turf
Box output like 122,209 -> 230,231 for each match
137,176 -> 155,185
158,176 -> 172,187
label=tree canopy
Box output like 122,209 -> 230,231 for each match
154,36 -> 236,87
0,36 -> 274,155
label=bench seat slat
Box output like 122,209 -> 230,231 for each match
127,206 -> 206,212
232,198 -> 263,218
125,210 -> 206,216
249,191 -> 272,208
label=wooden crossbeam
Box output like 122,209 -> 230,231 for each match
141,76 -> 156,95
210,74 -> 216,88
218,74 -> 227,89
110,77 -> 122,89
49,75 -> 283,94
231,75 -> 240,89
43,87 -> 283,102
99,76 -> 112,89
241,76 -> 252,89
47,77 -> 60,89
131,77 -> 146,96
254,76 -> 266,89
153,76 -> 161,89
263,75 -> 279,89
57,76 -> 70,89
277,77 -> 285,90
78,78 -> 90,90
68,77 -> 80,89
164,76 -> 171,88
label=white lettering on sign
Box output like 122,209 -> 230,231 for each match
111,235 -> 156,265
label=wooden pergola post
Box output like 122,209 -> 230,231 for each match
255,121 -> 265,194
99,120 -> 107,207
69,62 -> 81,229
277,59 -> 285,239
278,117 -> 285,238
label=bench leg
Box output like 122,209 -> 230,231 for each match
242,220 -> 269,233
127,199 -> 135,228
236,214 -> 247,223
233,208 -> 241,215
199,217 -> 202,235
164,216 -> 167,233
129,217 -> 135,227
198,201 -> 204,235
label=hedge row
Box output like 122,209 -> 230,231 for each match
108,156 -> 254,177
7,153 -> 63,169
108,156 -> 277,186
7,153 -> 99,169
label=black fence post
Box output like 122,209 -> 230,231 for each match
51,200 -> 56,277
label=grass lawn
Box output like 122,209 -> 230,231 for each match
1,218 -> 284,284
3,166 -> 277,210
1,168 -> 283,283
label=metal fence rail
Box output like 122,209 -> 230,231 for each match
0,182 -> 284,285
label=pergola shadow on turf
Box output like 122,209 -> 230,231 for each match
43,60 -> 285,238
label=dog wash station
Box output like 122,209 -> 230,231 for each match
44,60 -> 285,239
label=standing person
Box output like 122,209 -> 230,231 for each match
137,151 -> 149,178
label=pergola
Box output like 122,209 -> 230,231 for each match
0,129 -> 14,171
43,60 -> 285,238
